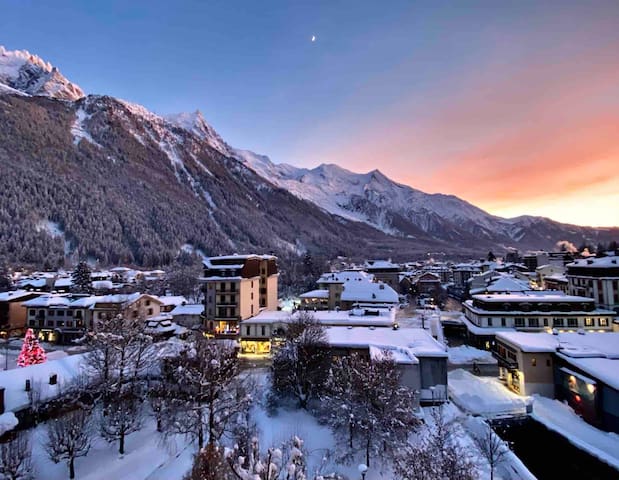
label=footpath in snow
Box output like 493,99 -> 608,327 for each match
448,369 -> 530,418
532,395 -> 619,471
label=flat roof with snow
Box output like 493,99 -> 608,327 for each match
326,326 -> 447,364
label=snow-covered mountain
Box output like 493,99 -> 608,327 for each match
0,46 -> 84,101
234,151 -> 618,248
0,45 -> 616,267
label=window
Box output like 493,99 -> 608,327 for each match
66,321 -> 73,328
528,318 -> 539,328
599,318 -> 609,327
261,326 -> 266,336
29,320 -> 35,327
48,310 -> 55,317
501,318 -> 506,327
567,318 -> 578,328
146,300 -> 151,306
148,308 -> 153,315
67,310 -> 73,317
531,358 -> 537,367
487,318 -> 493,327
246,326 -> 251,336
543,318 -> 548,327
47,320 -> 53,327
29,309 -> 35,316
585,318 -> 594,327
546,358 -> 551,367
57,320 -> 64,327
553,318 -> 564,327
57,310 -> 64,317
514,318 -> 525,328
38,310 -> 45,317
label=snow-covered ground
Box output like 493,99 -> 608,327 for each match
532,395 -> 619,470
448,345 -> 498,365
448,369 -> 530,418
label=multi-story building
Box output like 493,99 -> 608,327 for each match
202,254 -> 278,336
365,260 -> 401,291
566,256 -> 619,315
494,331 -> 619,433
299,270 -> 398,311
462,292 -> 615,349
22,293 -> 162,343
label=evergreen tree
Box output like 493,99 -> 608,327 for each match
0,264 -> 12,291
487,251 -> 496,262
72,261 -> 92,293
17,328 -> 47,367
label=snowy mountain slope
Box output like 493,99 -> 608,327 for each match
235,150 -> 618,248
236,151 -> 503,237
0,46 -> 84,101
0,45 -> 615,267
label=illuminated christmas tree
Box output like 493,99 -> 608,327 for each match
17,328 -> 47,367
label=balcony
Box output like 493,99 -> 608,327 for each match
492,347 -> 519,370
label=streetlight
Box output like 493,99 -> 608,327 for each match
358,463 -> 368,480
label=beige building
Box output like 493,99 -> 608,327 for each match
202,254 -> 278,337
0,291 -> 45,337
494,332 -> 555,396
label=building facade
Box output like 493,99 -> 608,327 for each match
566,256 -> 619,314
463,292 -> 615,349
202,254 -> 278,337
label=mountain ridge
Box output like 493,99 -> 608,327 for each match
0,46 -> 616,268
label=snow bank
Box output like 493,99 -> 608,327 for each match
0,411 -> 18,435
532,395 -> 619,470
0,354 -> 86,412
448,369 -> 529,418
448,345 -> 498,365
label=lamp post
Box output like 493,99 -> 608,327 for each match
358,463 -> 368,480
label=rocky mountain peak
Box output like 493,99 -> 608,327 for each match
0,45 -> 84,101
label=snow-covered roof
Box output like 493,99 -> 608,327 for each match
317,270 -> 373,284
157,295 -> 188,307
341,281 -> 398,304
471,292 -> 594,303
241,308 -> 396,326
365,260 -> 400,270
54,277 -> 73,287
203,254 -> 276,268
497,332 -> 619,357
497,331 -> 619,390
0,354 -> 86,412
22,294 -> 71,308
69,296 -> 103,308
567,256 -> 619,269
170,304 -> 204,316
0,290 -> 39,302
299,289 -> 329,299
326,326 -> 447,364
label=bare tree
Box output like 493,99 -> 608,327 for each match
271,313 -> 330,409
87,314 -> 153,455
99,384 -> 145,456
46,409 -> 93,479
0,431 -> 34,480
475,423 -> 509,480
157,335 -> 252,450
